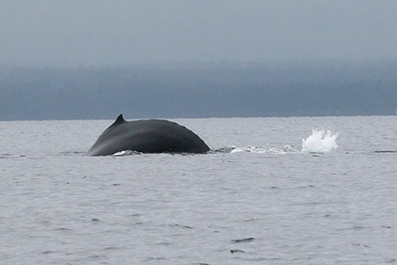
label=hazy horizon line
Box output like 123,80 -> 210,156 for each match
2,57 -> 397,70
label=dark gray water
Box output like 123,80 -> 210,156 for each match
1,116 -> 397,264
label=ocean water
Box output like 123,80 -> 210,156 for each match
1,115 -> 397,264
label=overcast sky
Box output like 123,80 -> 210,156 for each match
1,0 -> 397,67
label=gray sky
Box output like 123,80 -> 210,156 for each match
1,0 -> 397,67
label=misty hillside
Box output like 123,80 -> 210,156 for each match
0,60 -> 396,121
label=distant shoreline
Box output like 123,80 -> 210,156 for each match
1,60 -> 396,121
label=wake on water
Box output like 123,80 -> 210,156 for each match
229,145 -> 298,154
229,129 -> 338,154
111,129 -> 338,156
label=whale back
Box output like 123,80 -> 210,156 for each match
87,114 -> 210,156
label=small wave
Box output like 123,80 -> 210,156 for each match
0,153 -> 14,159
231,237 -> 255,243
373,150 -> 397,154
301,129 -> 338,153
0,153 -> 27,159
59,150 -> 86,156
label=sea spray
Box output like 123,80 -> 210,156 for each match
302,129 -> 338,153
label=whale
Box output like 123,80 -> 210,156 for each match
87,114 -> 210,156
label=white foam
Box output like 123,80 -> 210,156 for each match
230,145 -> 298,154
113,150 -> 136,156
301,129 -> 338,153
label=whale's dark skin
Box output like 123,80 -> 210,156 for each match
87,114 -> 210,156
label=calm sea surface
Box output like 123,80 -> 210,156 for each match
1,116 -> 397,264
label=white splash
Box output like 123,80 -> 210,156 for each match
302,129 -> 338,153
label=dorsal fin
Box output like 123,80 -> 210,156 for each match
111,114 -> 127,126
